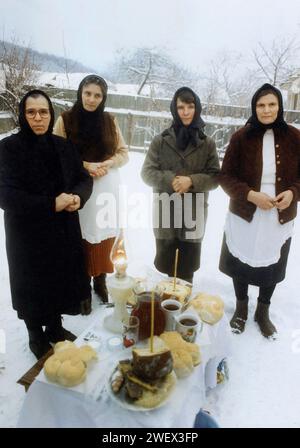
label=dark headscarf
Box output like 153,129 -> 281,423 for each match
18,90 -> 63,194
63,74 -> 115,161
170,87 -> 206,151
18,89 -> 55,138
246,83 -> 288,133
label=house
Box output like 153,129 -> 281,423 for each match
281,72 -> 300,110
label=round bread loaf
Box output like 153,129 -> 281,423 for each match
188,293 -> 224,324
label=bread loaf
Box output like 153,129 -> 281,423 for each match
132,346 -> 173,381
43,343 -> 97,387
188,293 -> 224,324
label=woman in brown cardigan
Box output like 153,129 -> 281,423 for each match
54,75 -> 128,302
219,83 -> 300,339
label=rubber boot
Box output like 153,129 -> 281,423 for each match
44,315 -> 77,343
254,302 -> 277,339
93,273 -> 108,303
230,298 -> 248,334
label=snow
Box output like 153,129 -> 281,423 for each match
36,72 -> 150,96
1,146 -> 300,428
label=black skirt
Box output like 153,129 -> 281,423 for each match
219,234 -> 291,287
154,238 -> 201,279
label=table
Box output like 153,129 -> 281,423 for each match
17,308 -> 232,428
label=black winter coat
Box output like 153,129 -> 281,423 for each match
0,132 -> 93,321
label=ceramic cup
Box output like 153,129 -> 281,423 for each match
175,313 -> 200,342
161,298 -> 182,331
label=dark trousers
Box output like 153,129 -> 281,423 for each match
233,278 -> 276,305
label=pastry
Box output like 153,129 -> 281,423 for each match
188,293 -> 224,324
43,343 -> 97,387
159,331 -> 201,378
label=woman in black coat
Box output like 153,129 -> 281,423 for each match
0,90 -> 93,359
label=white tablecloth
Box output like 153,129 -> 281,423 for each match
17,309 -> 232,428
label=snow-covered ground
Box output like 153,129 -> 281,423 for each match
0,148 -> 300,428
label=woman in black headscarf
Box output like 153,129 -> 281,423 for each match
0,90 -> 93,359
141,87 -> 220,283
54,75 -> 128,303
219,83 -> 300,338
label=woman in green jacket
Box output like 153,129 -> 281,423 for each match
141,87 -> 220,283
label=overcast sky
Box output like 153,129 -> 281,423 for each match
1,0 -> 300,72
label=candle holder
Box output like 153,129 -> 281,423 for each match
103,230 -> 135,333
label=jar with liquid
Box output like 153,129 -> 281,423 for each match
131,291 -> 166,340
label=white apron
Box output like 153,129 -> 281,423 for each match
79,168 -> 120,244
225,129 -> 294,267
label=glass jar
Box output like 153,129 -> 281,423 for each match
131,291 -> 166,340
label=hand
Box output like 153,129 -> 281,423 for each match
55,193 -> 75,212
80,298 -> 92,315
85,162 -> 108,178
274,190 -> 293,210
172,176 -> 193,194
247,190 -> 275,210
100,159 -> 114,169
65,195 -> 81,212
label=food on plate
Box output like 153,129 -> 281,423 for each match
110,345 -> 176,409
158,280 -> 191,304
159,331 -> 201,378
43,342 -> 97,387
133,373 -> 176,408
188,293 -> 224,325
132,346 -> 173,380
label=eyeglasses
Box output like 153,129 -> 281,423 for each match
25,109 -> 50,119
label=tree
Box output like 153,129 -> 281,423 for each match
200,51 -> 257,107
109,47 -> 194,97
0,34 -> 39,125
253,37 -> 300,86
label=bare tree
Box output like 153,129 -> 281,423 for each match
253,37 -> 299,86
110,47 -> 194,97
0,33 -> 39,125
201,51 -> 257,107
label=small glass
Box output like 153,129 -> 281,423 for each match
122,315 -> 140,348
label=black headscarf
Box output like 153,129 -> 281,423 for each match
170,87 -> 206,151
246,83 -> 288,134
64,74 -> 110,161
18,90 -> 63,194
76,75 -> 107,141
18,89 -> 55,138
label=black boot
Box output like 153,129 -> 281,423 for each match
230,298 -> 248,334
45,315 -> 77,343
93,274 -> 109,303
27,327 -> 52,360
80,297 -> 92,315
254,302 -> 277,339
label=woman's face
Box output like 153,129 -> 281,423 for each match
256,93 -> 279,125
176,98 -> 196,126
81,83 -> 103,112
25,96 -> 51,135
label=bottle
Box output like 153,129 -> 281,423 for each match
131,291 -> 166,340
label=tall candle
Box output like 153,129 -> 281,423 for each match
173,249 -> 179,291
150,290 -> 155,353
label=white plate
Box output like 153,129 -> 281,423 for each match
107,365 -> 177,411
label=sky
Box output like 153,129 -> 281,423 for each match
1,0 -> 300,73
